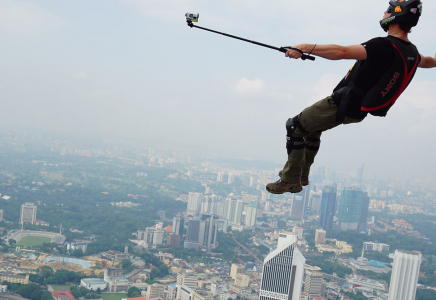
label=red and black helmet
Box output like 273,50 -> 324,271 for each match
380,0 -> 423,32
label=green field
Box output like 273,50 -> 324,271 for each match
17,236 -> 51,247
101,293 -> 128,300
51,284 -> 72,291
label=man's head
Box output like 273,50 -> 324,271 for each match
380,0 -> 423,32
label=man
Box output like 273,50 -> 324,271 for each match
266,0 -> 436,194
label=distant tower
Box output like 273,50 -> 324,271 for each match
124,246 -> 128,254
357,163 -> 365,187
318,186 -> 337,230
337,188 -> 369,231
304,265 -> 324,299
20,203 -> 37,225
389,250 -> 422,300
259,232 -> 305,300
0,209 -> 4,222
187,192 -> 203,215
245,200 -> 258,227
290,194 -> 304,220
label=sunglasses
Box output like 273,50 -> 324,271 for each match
387,6 -> 394,13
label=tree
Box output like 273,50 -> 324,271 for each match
72,248 -> 84,257
127,286 -> 141,297
96,287 -> 102,294
9,239 -> 16,246
122,259 -> 132,269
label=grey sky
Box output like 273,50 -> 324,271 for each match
0,0 -> 435,181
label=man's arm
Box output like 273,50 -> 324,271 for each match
419,54 -> 436,68
286,44 -> 367,61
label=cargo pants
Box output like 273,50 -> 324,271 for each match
281,96 -> 364,183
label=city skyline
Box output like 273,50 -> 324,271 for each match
0,1 -> 435,181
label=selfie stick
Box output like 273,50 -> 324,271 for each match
186,17 -> 315,61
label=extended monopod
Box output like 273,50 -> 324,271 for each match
185,12 -> 315,61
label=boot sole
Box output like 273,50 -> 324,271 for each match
278,171 -> 309,186
266,185 -> 303,194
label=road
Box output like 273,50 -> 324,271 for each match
232,236 -> 263,264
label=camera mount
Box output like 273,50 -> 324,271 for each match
186,17 -> 315,61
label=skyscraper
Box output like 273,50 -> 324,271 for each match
184,218 -> 201,250
172,214 -> 185,235
259,232 -> 305,300
0,209 -> 3,222
337,188 -> 369,231
183,215 -> 218,251
388,250 -> 422,300
223,195 -> 243,225
290,195 -> 304,220
201,194 -> 219,214
20,203 -> 37,225
187,192 -> 203,215
245,200 -> 257,227
318,186 -> 337,230
356,163 -> 365,187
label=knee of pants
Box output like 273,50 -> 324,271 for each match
286,136 -> 305,155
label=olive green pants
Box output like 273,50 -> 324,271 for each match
281,96 -> 364,183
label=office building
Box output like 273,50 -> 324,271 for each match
337,188 -> 369,231
318,186 -> 337,230
201,194 -> 220,214
356,164 -> 364,187
173,214 -> 185,235
168,234 -> 181,247
223,195 -> 243,225
363,242 -> 390,252
293,226 -> 303,240
315,229 -> 326,245
235,274 -> 250,287
67,242 -> 87,253
167,284 -> 177,300
184,218 -> 202,250
217,218 -> 228,233
304,265 -> 324,299
259,232 -> 305,300
20,202 -> 37,225
0,209 -> 3,221
245,200 -> 257,227
264,201 -> 271,212
176,273 -> 197,299
290,195 -> 304,220
187,192 -> 203,215
230,264 -> 245,280
388,250 -> 422,300
153,229 -> 164,245
184,214 -> 218,251
147,283 -> 165,298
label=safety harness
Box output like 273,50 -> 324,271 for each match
335,36 -> 420,122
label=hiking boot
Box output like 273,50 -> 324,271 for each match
278,170 -> 309,186
266,179 -> 303,194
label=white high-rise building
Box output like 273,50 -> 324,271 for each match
388,250 -> 422,300
223,194 -> 243,225
201,194 -> 219,214
245,200 -> 257,227
0,209 -> 3,222
187,192 -> 203,215
20,203 -> 37,225
259,232 -> 305,300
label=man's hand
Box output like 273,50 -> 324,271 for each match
285,44 -> 307,59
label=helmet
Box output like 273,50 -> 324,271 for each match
380,0 -> 423,32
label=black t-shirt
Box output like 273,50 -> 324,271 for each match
333,37 -> 416,119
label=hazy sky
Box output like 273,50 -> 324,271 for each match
1,0 -> 435,180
